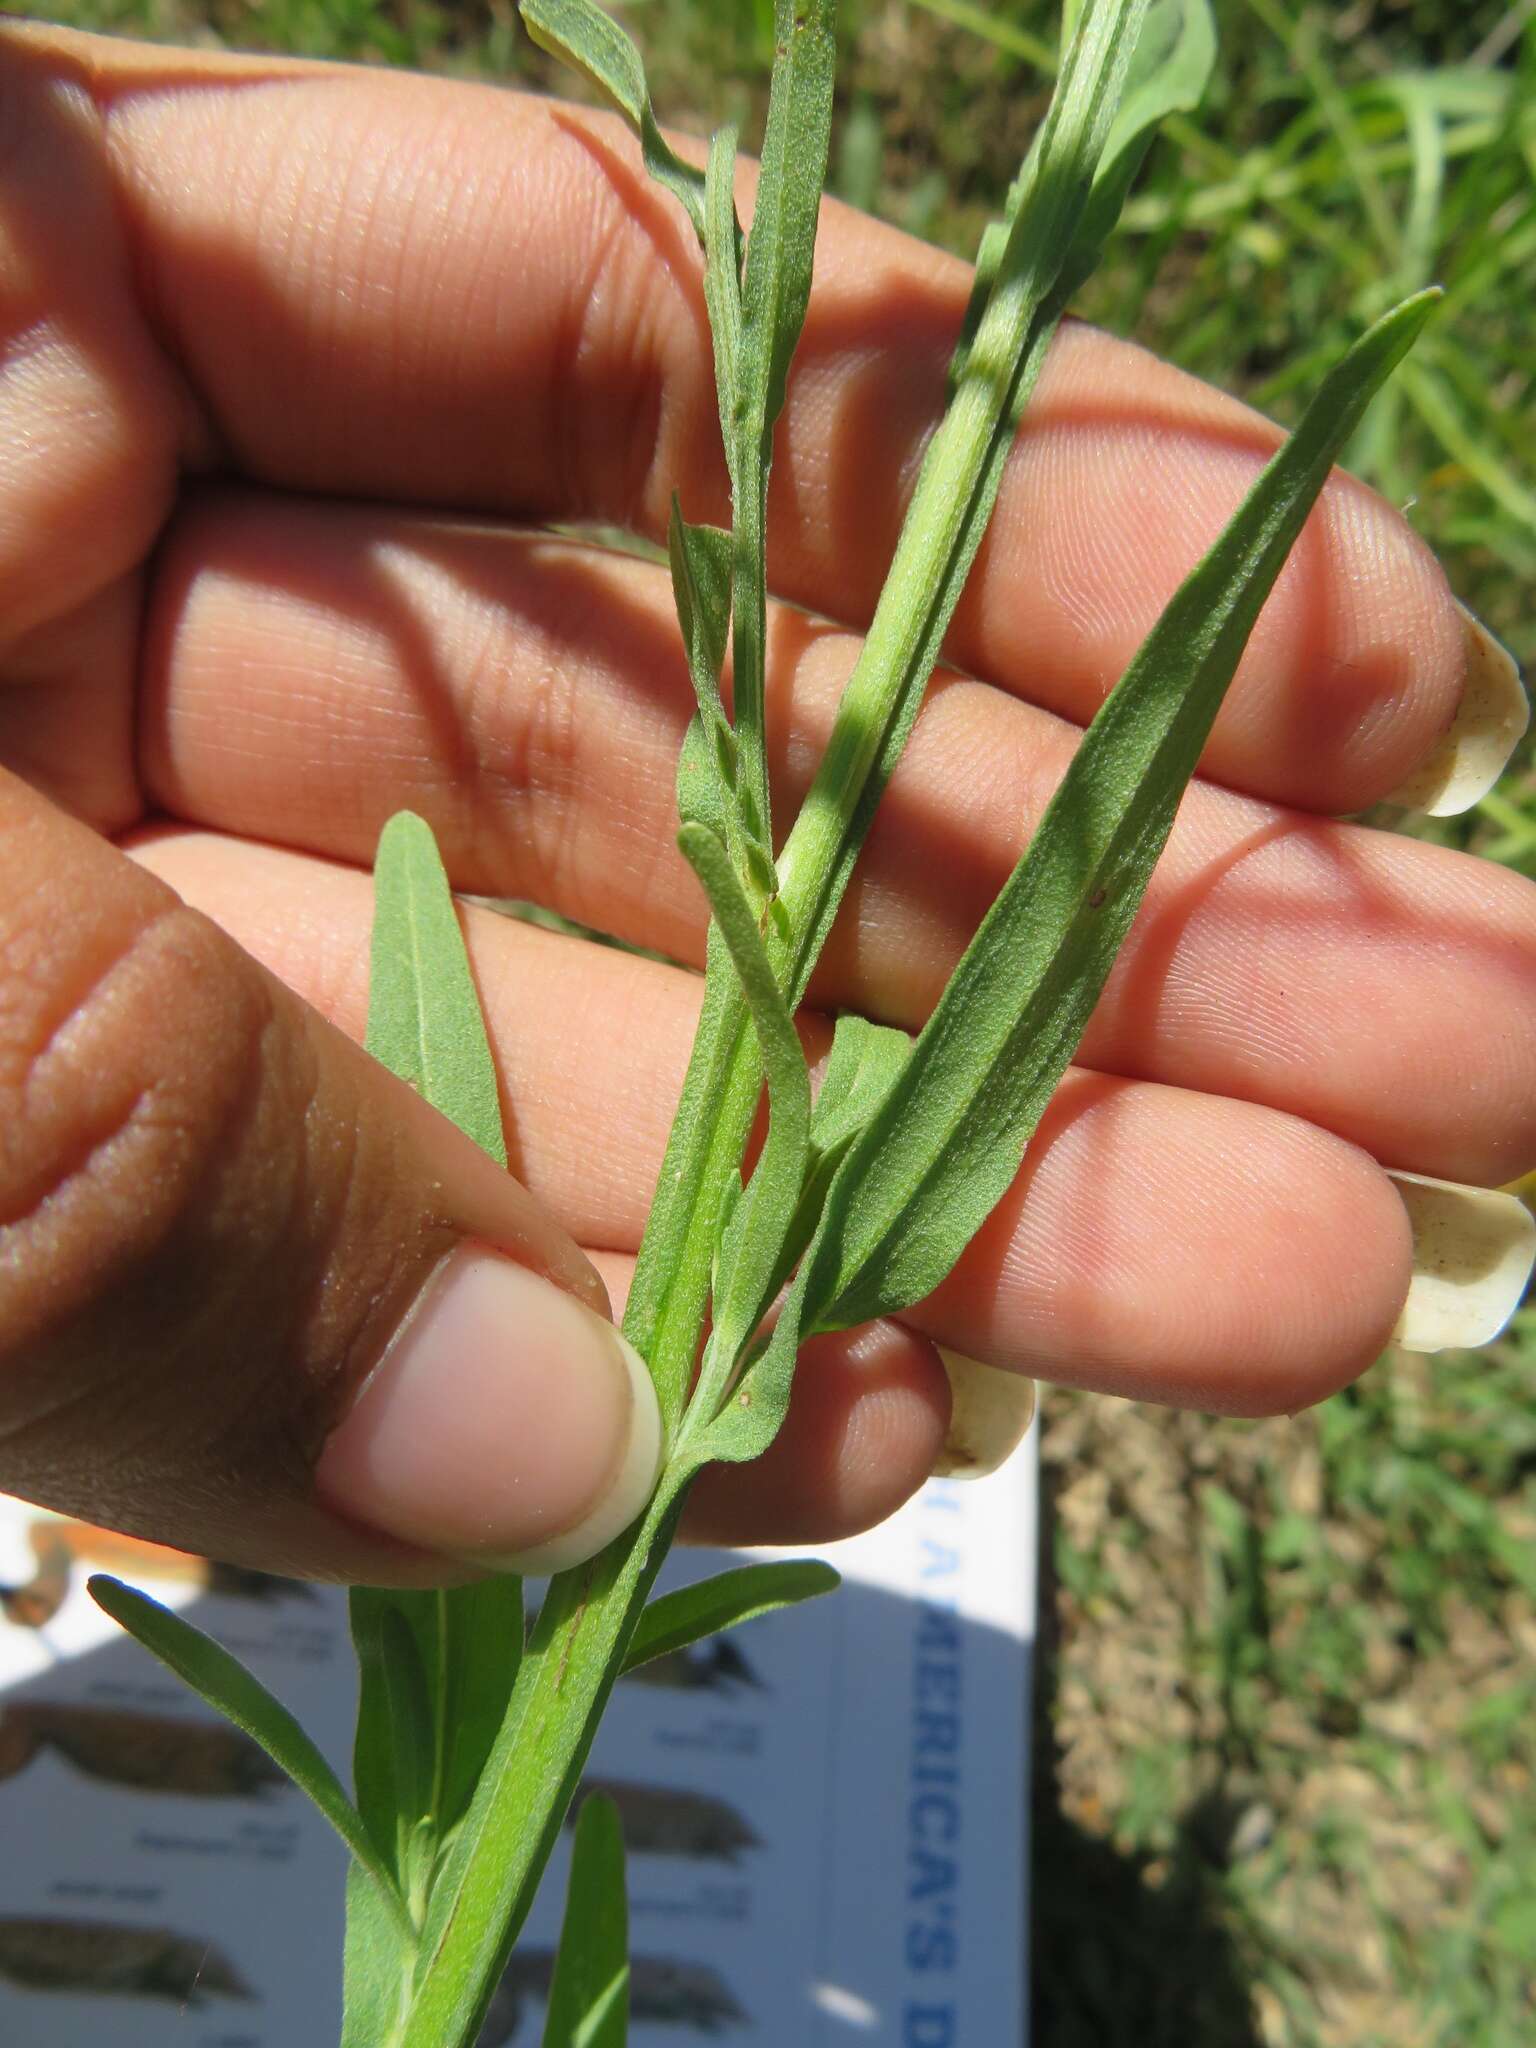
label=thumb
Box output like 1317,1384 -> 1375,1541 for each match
0,772 -> 660,1582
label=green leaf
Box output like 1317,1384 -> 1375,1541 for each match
612,11 -> 840,1443
351,1581 -> 525,1902
668,503 -> 737,840
738,0 -> 837,448
432,1579 -> 526,1840
919,0 -> 1215,360
1064,0 -> 1217,294
800,293 -> 1437,1334
668,503 -> 733,733
749,1014 -> 911,1315
340,1861 -> 414,2048
703,124 -> 745,472
809,1013 -> 911,1163
362,811 -> 527,1905
623,1561 -> 840,1675
541,1794 -> 629,2048
676,710 -> 731,840
676,823 -> 810,1391
1112,0 -> 1217,156
696,1253 -> 809,1467
729,0 -> 838,877
367,811 -> 506,1167
353,1583 -> 523,1870
88,1575 -> 410,1934
518,0 -> 705,239
349,1586 -> 413,1879
380,1605 -> 436,1883
669,512 -> 782,903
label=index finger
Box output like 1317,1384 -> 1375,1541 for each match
7,23 -> 1484,812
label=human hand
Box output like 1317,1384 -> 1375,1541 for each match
1,24 -> 1530,1582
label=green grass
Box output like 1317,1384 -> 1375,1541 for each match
1037,1322 -> 1536,2047
33,2 -> 1536,2041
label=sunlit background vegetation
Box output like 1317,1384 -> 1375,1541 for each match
33,2 -> 1536,2041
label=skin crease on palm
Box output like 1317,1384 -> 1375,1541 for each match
0,23 -> 1533,1582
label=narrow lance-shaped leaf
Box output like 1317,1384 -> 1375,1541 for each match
675,712 -> 731,843
519,0 -> 705,239
358,813 -> 527,1937
744,1012 -> 913,1324
669,504 -> 737,833
431,1579 -> 526,1840
676,823 -> 810,1401
542,1794 -> 629,2048
738,0 -> 838,448
800,292 -> 1438,1335
697,1241 -> 813,1467
774,0 -> 1149,1010
346,1594 -> 435,1917
348,816 -> 532,2034
350,1587 -> 526,1918
340,1861 -> 415,2048
701,1023 -> 912,1466
623,1561 -> 840,1676
730,0 -> 838,872
367,810 -> 506,1168
949,0 -> 1216,391
669,503 -> 780,907
1058,0 -> 1217,300
88,1576 -> 411,1935
669,504 -> 733,725
809,1013 -> 912,1164
364,814 -> 526,1836
348,1592 -> 401,1894
379,1606 -> 436,1891
703,124 -> 745,480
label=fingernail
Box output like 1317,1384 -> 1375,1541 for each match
316,1248 -> 663,1573
1381,606 -> 1528,817
930,1350 -> 1037,1479
1388,1170 -> 1536,1354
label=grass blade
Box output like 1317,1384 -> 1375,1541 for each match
623,1561 -> 840,1675
88,1575 -> 410,1933
800,292 -> 1438,1332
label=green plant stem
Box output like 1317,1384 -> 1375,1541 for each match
771,320 -> 1056,956
398,1481 -> 690,2047
627,1 -> 1145,1444
730,439 -> 772,862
